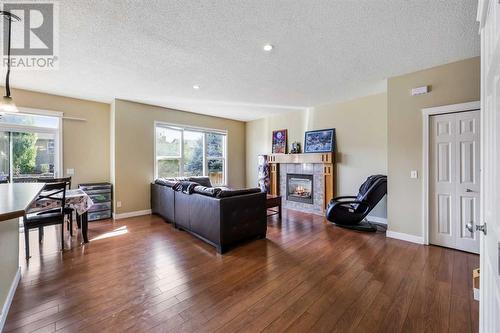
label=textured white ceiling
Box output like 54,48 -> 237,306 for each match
8,0 -> 479,121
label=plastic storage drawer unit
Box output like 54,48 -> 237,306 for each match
79,182 -> 113,221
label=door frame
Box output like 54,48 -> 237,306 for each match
421,101 -> 480,245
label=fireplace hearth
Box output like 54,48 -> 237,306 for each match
286,174 -> 313,204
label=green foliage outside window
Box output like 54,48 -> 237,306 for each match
158,159 -> 180,178
156,127 -> 225,183
206,133 -> 223,157
13,132 -> 37,175
184,136 -> 203,176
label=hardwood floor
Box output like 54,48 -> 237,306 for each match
5,210 -> 478,333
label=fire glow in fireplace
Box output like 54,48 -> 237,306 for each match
286,174 -> 313,204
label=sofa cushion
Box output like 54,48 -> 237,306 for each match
177,181 -> 199,194
188,176 -> 212,187
174,177 -> 190,182
155,178 -> 180,188
216,187 -> 262,198
193,186 -> 221,197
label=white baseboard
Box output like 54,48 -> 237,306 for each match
386,230 -> 424,245
0,267 -> 21,332
113,209 -> 151,220
366,216 -> 387,224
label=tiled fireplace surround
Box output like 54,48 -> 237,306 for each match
279,163 -> 324,215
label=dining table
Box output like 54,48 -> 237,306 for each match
27,188 -> 94,243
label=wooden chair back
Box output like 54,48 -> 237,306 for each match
38,176 -> 72,189
35,182 -> 67,215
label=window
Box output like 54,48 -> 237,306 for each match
0,110 -> 62,183
155,123 -> 227,186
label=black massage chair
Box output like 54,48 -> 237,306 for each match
326,175 -> 387,232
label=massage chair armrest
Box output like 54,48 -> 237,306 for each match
332,196 -> 357,201
329,200 -> 370,215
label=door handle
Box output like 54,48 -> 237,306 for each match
466,222 -> 474,233
476,223 -> 487,235
466,188 -> 474,193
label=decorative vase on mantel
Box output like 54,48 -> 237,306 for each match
290,142 -> 301,154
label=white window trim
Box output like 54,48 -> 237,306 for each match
0,108 -> 63,179
153,121 -> 228,185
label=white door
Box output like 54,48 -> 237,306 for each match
429,111 -> 480,253
478,0 -> 500,331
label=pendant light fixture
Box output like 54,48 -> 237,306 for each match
0,11 -> 20,113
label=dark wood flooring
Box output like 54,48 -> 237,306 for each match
5,209 -> 479,332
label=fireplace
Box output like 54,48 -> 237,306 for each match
286,174 -> 313,204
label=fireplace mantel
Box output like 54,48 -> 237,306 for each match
267,152 -> 334,164
267,153 -> 335,212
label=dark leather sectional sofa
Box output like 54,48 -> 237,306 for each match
151,177 -> 267,253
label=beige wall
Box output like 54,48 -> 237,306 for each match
7,88 -> 111,187
0,218 -> 19,318
246,93 -> 388,218
112,99 -> 246,214
245,110 -> 307,187
387,57 -> 480,237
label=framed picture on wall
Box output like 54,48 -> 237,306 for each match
272,129 -> 288,154
304,128 -> 336,153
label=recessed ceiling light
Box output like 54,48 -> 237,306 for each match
263,44 -> 273,52
192,85 -> 200,90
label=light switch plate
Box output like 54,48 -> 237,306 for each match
66,168 -> 75,175
410,170 -> 418,179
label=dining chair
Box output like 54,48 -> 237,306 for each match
23,182 -> 67,259
37,177 -> 75,235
